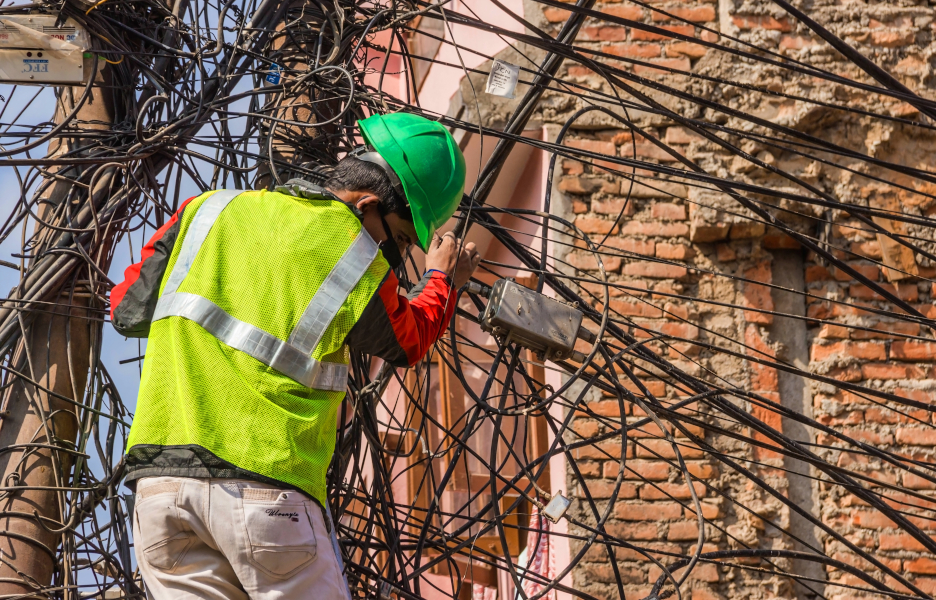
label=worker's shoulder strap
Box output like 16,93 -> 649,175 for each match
152,188 -> 379,391
274,178 -> 339,202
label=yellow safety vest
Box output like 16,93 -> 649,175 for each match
126,189 -> 389,505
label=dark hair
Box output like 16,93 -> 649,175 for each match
325,156 -> 412,221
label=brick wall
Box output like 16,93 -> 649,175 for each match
539,0 -> 936,597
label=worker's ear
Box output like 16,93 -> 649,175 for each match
354,194 -> 380,213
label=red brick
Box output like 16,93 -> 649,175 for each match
581,26 -> 628,41
600,4 -> 644,21
742,261 -> 773,324
828,366 -> 862,382
634,58 -> 691,76
575,216 -> 619,234
606,43 -> 663,59
759,232 -> 798,250
751,404 -> 782,434
851,321 -> 921,340
572,419 -> 600,438
660,321 -> 699,339
630,423 -> 670,440
620,221 -> 689,237
865,407 -> 899,425
849,282 -> 918,302
573,439 -> 624,460
879,533 -> 926,551
811,341 -> 886,362
842,427 -> 893,446
688,563 -> 719,582
610,299 -> 664,318
667,520 -> 702,540
616,542 -> 681,562
716,244 -> 736,262
861,363 -> 914,380
579,563 -> 618,583
817,411 -> 863,427
664,302 -> 689,320
632,25 -> 695,41
896,428 -> 936,446
640,481 -> 707,500
651,6 -> 715,23
543,7 -> 570,22
851,510 -> 897,529
651,203 -> 687,221
833,263 -> 879,282
572,200 -> 587,214
665,41 -> 707,59
870,29 -> 915,48
891,341 -> 936,362
590,400 -> 626,417
567,252 -> 622,273
567,66 -> 594,77
632,143 -> 679,163
568,138 -> 616,156
817,324 -> 849,338
604,237 -> 654,255
907,558 -> 936,574
593,198 -> 636,217
563,159 -> 584,175
685,463 -> 718,479
615,501 -> 683,520
896,388 -> 935,404
607,521 -> 658,540
580,479 -> 638,499
623,379 -> 667,397
625,460 -> 670,481
662,127 -> 700,145
805,265 -> 830,282
903,472 -> 936,490
623,261 -> 688,279
731,15 -> 792,32
636,438 -> 704,459
561,176 -> 614,195
745,325 -> 778,391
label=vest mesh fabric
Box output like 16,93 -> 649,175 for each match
127,190 -> 389,505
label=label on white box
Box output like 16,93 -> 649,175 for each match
0,49 -> 83,84
0,16 -> 89,50
485,59 -> 520,99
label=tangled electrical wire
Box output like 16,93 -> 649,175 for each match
0,0 -> 934,597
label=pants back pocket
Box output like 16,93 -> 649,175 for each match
135,479 -> 194,572
241,487 -> 318,578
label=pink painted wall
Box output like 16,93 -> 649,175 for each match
362,0 -> 527,118
361,2 -> 576,595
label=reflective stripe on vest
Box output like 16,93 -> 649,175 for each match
152,189 -> 380,392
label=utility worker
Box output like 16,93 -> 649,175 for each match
110,113 -> 479,599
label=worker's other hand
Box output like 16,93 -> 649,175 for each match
425,232 -> 481,289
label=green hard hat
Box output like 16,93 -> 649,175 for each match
357,113 -> 466,252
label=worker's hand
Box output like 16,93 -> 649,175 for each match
425,231 -> 481,289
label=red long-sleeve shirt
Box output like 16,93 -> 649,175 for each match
110,193 -> 456,368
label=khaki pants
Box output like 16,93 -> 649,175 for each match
133,476 -> 351,600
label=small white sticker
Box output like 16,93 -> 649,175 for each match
485,59 -> 520,99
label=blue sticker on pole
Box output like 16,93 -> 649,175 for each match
266,63 -> 282,85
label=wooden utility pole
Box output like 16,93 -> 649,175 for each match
0,62 -> 115,598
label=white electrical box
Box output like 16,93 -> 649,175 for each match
0,15 -> 89,85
